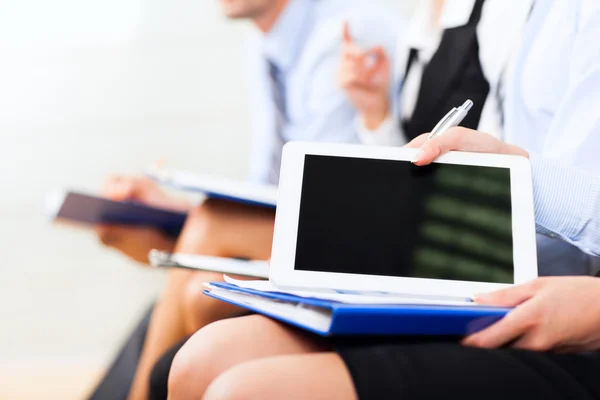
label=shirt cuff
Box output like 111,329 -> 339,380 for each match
354,113 -> 404,147
531,154 -> 600,255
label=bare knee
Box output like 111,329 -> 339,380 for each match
203,363 -> 259,400
168,320 -> 236,400
204,354 -> 357,400
169,315 -> 287,399
181,273 -> 235,333
177,203 -> 228,255
170,315 -> 328,399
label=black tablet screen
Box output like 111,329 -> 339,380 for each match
294,155 -> 514,284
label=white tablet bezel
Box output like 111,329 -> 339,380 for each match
269,142 -> 538,299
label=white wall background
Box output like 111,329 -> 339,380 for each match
0,0 -> 416,397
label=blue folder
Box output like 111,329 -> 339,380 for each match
200,192 -> 275,209
204,282 -> 511,336
146,170 -> 278,209
50,191 -> 187,237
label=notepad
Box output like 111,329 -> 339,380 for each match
147,167 -> 278,209
45,190 -> 187,236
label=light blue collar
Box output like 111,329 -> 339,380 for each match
262,0 -> 315,72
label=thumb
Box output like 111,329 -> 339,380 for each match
411,127 -> 472,166
404,133 -> 429,149
474,280 -> 540,307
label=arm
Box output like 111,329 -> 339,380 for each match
520,1 -> 600,256
408,1 -> 600,256
464,276 -> 600,352
96,176 -> 191,264
408,128 -> 600,257
338,20 -> 403,147
292,15 -> 402,146
289,49 -> 361,145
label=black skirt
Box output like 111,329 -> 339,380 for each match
334,337 -> 600,400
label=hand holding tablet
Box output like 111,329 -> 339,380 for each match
270,141 -> 537,300
204,140 -> 537,336
408,126 -> 530,166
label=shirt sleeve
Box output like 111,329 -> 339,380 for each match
286,13 -> 402,147
527,0 -> 600,256
350,8 -> 405,147
247,130 -> 279,185
354,112 -> 404,146
531,155 -> 600,257
283,50 -> 360,147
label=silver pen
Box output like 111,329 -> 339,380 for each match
427,99 -> 474,140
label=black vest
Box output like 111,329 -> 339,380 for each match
402,0 -> 489,141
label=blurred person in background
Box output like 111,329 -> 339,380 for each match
89,1 -> 399,399
339,0 -> 599,276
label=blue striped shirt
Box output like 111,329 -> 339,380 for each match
532,157 -> 600,256
245,0 -> 399,185
505,0 -> 600,256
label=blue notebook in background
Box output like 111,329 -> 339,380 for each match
204,281 -> 511,336
146,168 -> 278,209
46,190 -> 187,237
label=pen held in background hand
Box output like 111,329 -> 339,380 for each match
428,99 -> 474,140
149,250 -> 270,279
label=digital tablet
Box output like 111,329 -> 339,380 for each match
269,142 -> 537,300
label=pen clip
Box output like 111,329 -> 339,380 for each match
428,108 -> 457,139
